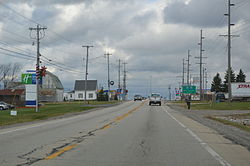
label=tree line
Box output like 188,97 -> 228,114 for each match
0,63 -> 22,89
211,68 -> 246,93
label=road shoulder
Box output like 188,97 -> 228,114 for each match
165,105 -> 250,166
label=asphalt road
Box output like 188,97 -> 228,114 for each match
0,101 -> 248,166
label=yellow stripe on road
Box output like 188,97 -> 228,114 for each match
44,102 -> 145,161
115,102 -> 145,122
101,124 -> 111,130
45,144 -> 77,160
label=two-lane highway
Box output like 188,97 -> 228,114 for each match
0,101 -> 246,166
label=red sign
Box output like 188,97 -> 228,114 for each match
237,84 -> 250,89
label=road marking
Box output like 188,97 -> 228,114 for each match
45,144 -> 77,160
114,102 -> 144,122
101,124 -> 111,130
44,102 -> 145,160
0,114 -> 86,135
163,107 -> 231,166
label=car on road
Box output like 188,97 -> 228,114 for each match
134,94 -> 142,101
149,93 -> 161,106
0,101 -> 15,110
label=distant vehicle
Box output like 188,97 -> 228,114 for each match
215,93 -> 226,102
149,93 -> 161,106
134,95 -> 142,101
0,101 -> 15,110
232,82 -> 250,101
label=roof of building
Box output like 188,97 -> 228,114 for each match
74,80 -> 97,91
45,71 -> 64,90
0,89 -> 25,95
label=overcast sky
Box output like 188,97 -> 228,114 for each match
0,0 -> 250,98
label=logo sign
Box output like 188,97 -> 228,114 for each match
175,90 -> 181,96
21,73 -> 41,84
182,85 -> 196,94
237,84 -> 250,89
22,74 -> 36,84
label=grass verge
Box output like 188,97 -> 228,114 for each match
172,101 -> 250,110
207,116 -> 250,132
0,101 -> 121,126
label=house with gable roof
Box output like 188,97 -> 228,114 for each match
64,80 -> 98,101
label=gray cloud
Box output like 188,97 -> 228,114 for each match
163,0 -> 249,28
1,0 -> 250,98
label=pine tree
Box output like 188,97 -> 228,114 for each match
222,68 -> 236,92
236,69 -> 246,82
211,73 -> 223,92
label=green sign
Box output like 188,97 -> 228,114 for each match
182,85 -> 196,94
21,74 -> 34,84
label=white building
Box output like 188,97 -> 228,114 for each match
64,80 -> 97,101
39,71 -> 64,102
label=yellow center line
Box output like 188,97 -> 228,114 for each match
100,124 -> 111,130
45,144 -> 77,160
44,101 -> 145,161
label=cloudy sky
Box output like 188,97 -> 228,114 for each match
0,0 -> 249,98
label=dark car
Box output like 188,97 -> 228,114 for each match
134,95 -> 142,101
0,101 -> 15,109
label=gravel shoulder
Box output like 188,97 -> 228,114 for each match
166,102 -> 250,151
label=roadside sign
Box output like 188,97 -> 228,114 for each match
21,74 -> 36,84
182,85 -> 196,94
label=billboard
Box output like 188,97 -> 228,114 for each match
232,82 -> 250,98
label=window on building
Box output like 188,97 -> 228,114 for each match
89,93 -> 93,98
78,93 -> 83,98
70,94 -> 72,98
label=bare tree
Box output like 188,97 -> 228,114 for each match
0,63 -> 22,89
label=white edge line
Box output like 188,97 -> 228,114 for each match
164,107 -> 231,166
0,114 -> 84,135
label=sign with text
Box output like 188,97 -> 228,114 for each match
182,85 -> 196,94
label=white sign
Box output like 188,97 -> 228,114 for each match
232,82 -> 250,97
10,110 -> 17,116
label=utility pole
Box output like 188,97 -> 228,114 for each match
149,75 -> 152,95
168,85 -> 171,101
182,58 -> 185,87
220,1 -> 239,102
195,29 -> 205,100
186,50 -> 191,85
205,70 -> 208,93
202,67 -> 206,100
82,45 -> 93,104
105,53 -> 112,101
123,62 -> 127,100
118,59 -> 121,100
29,24 -> 47,112
226,0 -> 234,101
